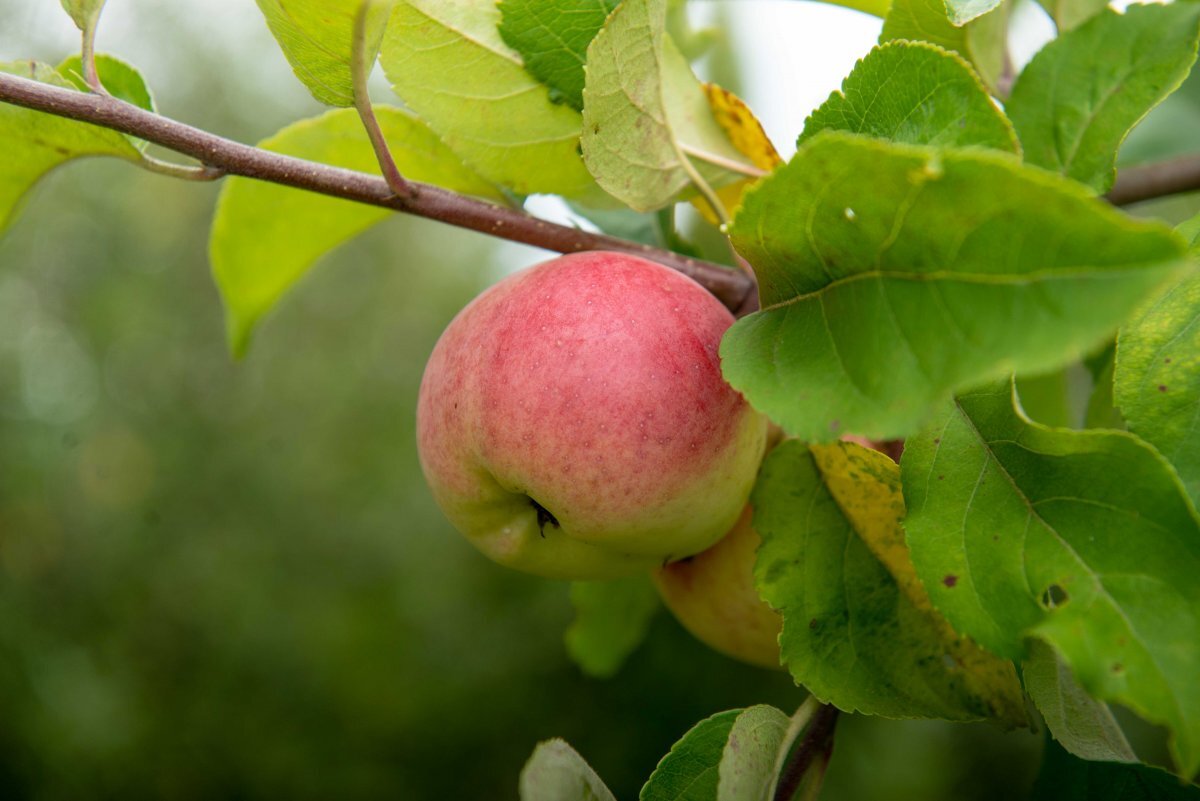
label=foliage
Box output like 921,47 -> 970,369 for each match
3,0 -> 1200,798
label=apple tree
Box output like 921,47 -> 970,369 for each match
1,0 -> 1199,798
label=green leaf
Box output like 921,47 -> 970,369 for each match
255,0 -> 393,107
945,0 -> 1002,26
880,0 -> 1009,91
641,709 -> 741,801
1031,738 -> 1200,801
564,575 -> 660,679
519,739 -> 617,801
380,0 -> 596,197
57,54 -> 154,112
0,60 -> 139,235
753,440 -> 1027,724
816,0 -> 892,17
901,380 -> 1200,776
799,41 -> 1018,153
1084,353 -> 1124,430
1034,0 -> 1108,33
717,705 -> 790,801
59,0 -> 104,30
1016,370 -> 1074,428
1023,640 -> 1136,764
57,54 -> 155,152
210,107 -> 501,356
720,133 -> 1183,442
497,0 -> 619,112
1115,270 -> 1200,507
1179,213 -> 1200,254
1007,4 -> 1200,194
580,0 -> 755,212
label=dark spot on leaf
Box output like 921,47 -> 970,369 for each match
933,438 -> 941,445
829,419 -> 841,431
1164,357 -> 1172,364
1040,584 -> 1069,609
943,574 -> 958,588
808,618 -> 818,630
1111,663 -> 1124,675
592,124 -> 600,134
937,475 -> 945,481
1158,385 -> 1168,392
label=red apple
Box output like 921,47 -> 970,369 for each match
416,251 -> 767,579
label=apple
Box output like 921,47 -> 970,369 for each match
652,504 -> 783,670
654,434 -> 894,669
416,251 -> 768,580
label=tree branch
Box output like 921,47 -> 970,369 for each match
1106,155 -> 1200,207
0,71 -> 755,312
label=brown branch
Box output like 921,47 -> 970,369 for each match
1106,155 -> 1200,206
0,71 -> 754,312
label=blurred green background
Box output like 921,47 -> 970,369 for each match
1,2 -> 1195,799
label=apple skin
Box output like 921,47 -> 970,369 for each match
652,504 -> 783,670
416,251 -> 768,580
653,434 -> 890,669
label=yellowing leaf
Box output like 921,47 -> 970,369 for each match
692,84 -> 781,224
703,84 -> 782,171
811,441 -> 1029,726
754,439 -> 1027,725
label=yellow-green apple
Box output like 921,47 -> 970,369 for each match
652,504 -> 783,670
653,434 -> 897,668
416,251 -> 768,580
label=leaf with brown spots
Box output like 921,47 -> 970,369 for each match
1116,270 -> 1200,508
752,438 -> 1027,725
691,84 -> 781,224
902,379 -> 1200,777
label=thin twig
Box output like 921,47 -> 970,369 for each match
0,71 -> 754,311
137,153 -> 226,181
1106,154 -> 1200,206
352,0 -> 410,198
